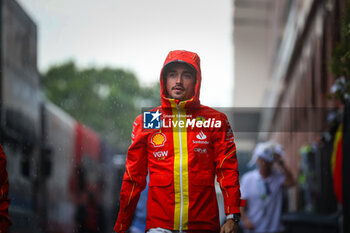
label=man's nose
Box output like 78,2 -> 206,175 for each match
175,75 -> 183,83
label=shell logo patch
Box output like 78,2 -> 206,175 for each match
151,132 -> 167,147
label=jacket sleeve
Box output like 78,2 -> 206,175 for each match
0,145 -> 11,232
114,115 -> 148,233
213,115 -> 243,214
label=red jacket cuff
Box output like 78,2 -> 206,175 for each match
225,199 -> 246,214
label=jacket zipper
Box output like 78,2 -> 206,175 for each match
177,104 -> 184,232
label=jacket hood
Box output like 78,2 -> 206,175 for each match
160,50 -> 201,108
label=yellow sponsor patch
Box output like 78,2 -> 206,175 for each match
195,116 -> 206,122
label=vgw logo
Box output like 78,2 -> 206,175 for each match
143,110 -> 161,129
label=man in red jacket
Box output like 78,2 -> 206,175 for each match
0,144 -> 11,233
114,50 -> 243,233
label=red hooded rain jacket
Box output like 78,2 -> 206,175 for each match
114,50 -> 243,233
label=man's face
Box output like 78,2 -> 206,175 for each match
165,63 -> 196,101
257,157 -> 273,176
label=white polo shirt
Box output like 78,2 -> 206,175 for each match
240,169 -> 285,233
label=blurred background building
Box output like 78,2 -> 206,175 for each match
233,0 -> 349,232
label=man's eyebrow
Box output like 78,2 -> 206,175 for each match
183,70 -> 195,76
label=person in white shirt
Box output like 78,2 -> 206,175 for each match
240,142 -> 295,233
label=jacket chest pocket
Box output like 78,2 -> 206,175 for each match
191,174 -> 214,187
191,145 -> 214,170
149,174 -> 173,187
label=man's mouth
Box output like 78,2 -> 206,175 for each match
173,86 -> 184,91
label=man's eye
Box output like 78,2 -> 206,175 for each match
183,74 -> 193,79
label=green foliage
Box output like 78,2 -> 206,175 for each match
330,0 -> 350,102
40,61 -> 160,152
